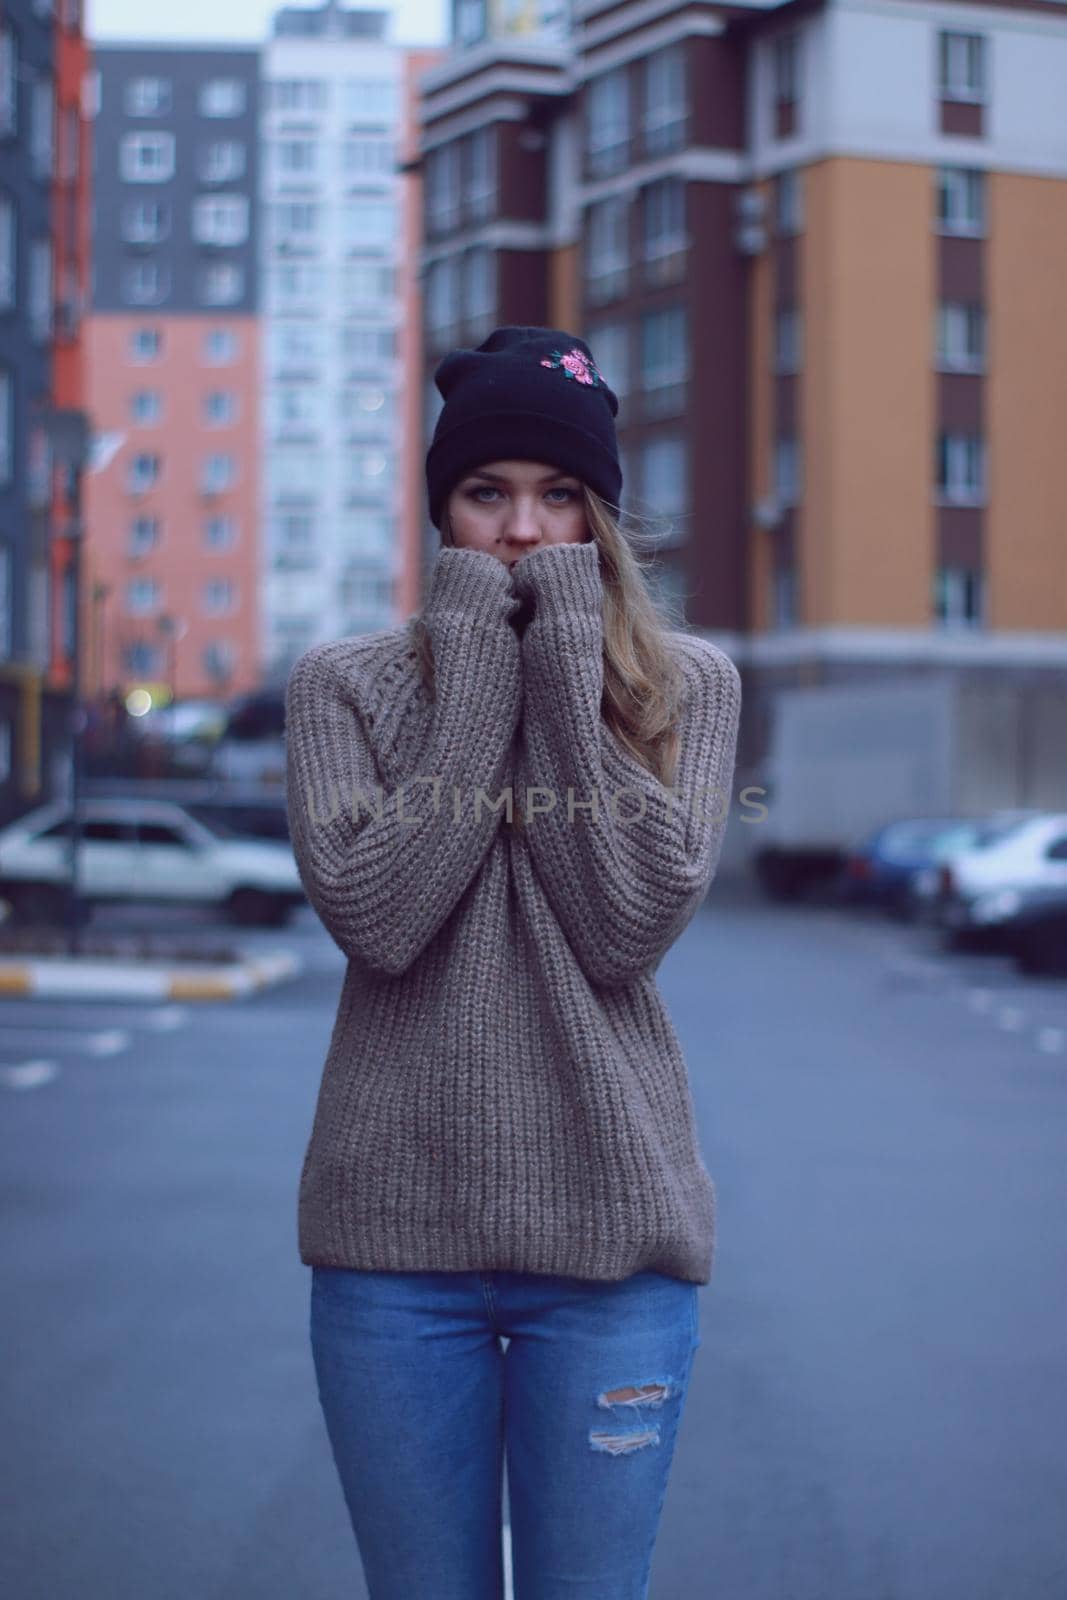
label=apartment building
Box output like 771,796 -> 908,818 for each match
0,0 -> 91,827
416,0 -> 1067,765
85,44 -> 261,704
260,1 -> 407,681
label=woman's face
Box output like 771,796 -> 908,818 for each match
444,459 -> 589,571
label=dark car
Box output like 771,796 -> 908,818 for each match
836,818 -> 982,919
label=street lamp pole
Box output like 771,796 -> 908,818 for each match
45,409 -> 91,957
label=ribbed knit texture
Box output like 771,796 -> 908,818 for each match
285,539 -> 742,1285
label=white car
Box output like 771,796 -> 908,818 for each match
930,812 -> 1067,935
0,797 -> 306,927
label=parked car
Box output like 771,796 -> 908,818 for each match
1006,888 -> 1067,976
0,798 -> 306,928
904,810 -> 1043,923
81,779 -> 291,844
927,812 -> 1067,950
949,883 -> 1067,976
837,817 -> 982,918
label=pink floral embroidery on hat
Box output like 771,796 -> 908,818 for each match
540,346 -> 605,389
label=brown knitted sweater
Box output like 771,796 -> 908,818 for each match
284,538 -> 742,1285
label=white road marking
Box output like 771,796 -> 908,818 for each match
997,1007 -> 1026,1032
0,1059 -> 59,1089
1036,1028 -> 1064,1054
85,1030 -> 130,1056
0,1025 -> 130,1056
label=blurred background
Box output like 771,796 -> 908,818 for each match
1,1 -> 1066,1597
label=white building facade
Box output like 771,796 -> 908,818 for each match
261,3 -> 404,676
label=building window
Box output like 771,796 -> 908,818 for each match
938,33 -> 986,102
268,79 -> 328,113
199,140 -> 245,183
342,134 -> 394,181
638,435 -> 689,542
273,199 -> 318,241
124,259 -> 169,305
776,169 -> 804,234
641,178 -> 686,284
774,436 -> 801,507
125,577 -> 161,615
275,137 -> 316,177
771,563 -> 798,628
203,327 -> 237,364
640,306 -> 688,416
425,256 -> 461,348
271,261 -> 326,308
26,423 -> 52,508
127,452 -> 161,493
934,566 -> 984,626
192,194 -> 249,246
200,263 -> 244,306
201,454 -> 236,495
0,368 -> 12,486
127,516 -> 160,555
203,515 -> 236,550
774,306 -> 802,373
31,73 -> 54,180
462,246 -> 495,340
343,323 -> 395,368
125,76 -> 171,116
129,327 -> 162,362
341,200 -> 396,251
0,544 -> 9,660
587,323 -> 629,401
342,78 -> 398,125
936,432 -> 985,505
586,68 -> 630,177
120,130 -> 175,182
199,79 -> 246,119
936,303 -> 985,372
202,578 -> 235,615
465,128 -> 496,223
122,639 -> 162,675
936,167 -> 985,235
0,194 -> 16,310
586,196 -> 630,305
202,639 -> 237,681
342,261 -> 394,304
772,32 -> 800,139
643,46 -> 686,157
122,200 -> 169,243
426,143 -> 462,235
272,385 -> 322,432
346,449 -> 391,492
130,389 -> 162,424
0,25 -> 17,138
203,391 -> 237,426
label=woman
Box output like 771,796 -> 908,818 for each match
285,326 -> 742,1599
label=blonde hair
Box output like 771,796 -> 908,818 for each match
409,484 -> 694,814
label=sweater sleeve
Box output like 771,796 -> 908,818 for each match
285,546 -> 523,975
511,538 -> 742,988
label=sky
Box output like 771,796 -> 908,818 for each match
87,0 -> 448,49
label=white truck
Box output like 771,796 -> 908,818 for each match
749,675 -> 1067,901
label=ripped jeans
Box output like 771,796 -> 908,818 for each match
309,1265 -> 701,1600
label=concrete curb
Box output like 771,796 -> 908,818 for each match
0,949 -> 304,1001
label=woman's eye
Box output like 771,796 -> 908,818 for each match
466,485 -> 577,504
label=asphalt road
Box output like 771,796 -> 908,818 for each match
1,889 -> 1065,1599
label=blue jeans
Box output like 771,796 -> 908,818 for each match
310,1265 -> 701,1599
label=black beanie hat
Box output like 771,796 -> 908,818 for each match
425,325 -> 622,532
